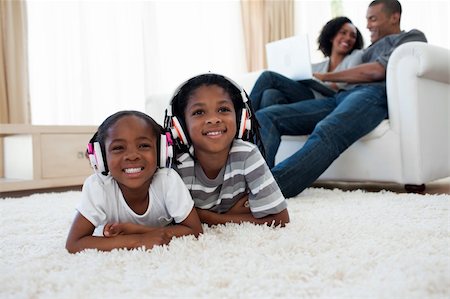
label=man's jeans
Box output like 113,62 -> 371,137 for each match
255,85 -> 388,198
249,71 -> 315,111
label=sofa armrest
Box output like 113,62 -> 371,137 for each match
386,42 -> 450,181
386,42 -> 450,132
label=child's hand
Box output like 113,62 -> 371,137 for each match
103,223 -> 124,237
104,222 -> 159,237
139,230 -> 171,249
103,222 -> 136,237
226,195 -> 251,215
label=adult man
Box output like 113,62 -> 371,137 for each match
255,0 -> 427,198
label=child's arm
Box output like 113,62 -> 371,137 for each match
160,208 -> 203,238
196,196 -> 290,227
104,208 -> 202,239
196,207 -> 289,227
65,212 -> 171,253
103,222 -> 158,237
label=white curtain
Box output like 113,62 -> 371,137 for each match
27,0 -> 246,126
27,0 -> 449,126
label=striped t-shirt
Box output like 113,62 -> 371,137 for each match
174,139 -> 287,218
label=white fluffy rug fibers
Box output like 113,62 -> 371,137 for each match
0,188 -> 449,299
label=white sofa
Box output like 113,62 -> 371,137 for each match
146,42 -> 450,190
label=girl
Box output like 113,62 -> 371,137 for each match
250,16 -> 364,111
165,73 -> 290,226
66,110 -> 202,253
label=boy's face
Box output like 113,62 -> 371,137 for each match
366,3 -> 400,43
104,115 -> 157,192
184,84 -> 237,157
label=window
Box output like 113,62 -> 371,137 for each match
27,1 -> 449,125
27,0 -> 246,125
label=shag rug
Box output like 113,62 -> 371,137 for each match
0,188 -> 449,299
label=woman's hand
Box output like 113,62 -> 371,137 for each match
313,72 -> 326,81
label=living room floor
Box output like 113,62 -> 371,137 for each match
2,177 -> 449,198
314,177 -> 450,195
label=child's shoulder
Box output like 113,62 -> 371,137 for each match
83,173 -> 114,188
152,168 -> 182,182
229,139 -> 258,154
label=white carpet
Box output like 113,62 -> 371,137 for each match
0,188 -> 449,299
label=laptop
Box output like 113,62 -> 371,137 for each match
265,35 -> 336,97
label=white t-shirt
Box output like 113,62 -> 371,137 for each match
77,168 -> 194,235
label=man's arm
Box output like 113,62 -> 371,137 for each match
314,62 -> 386,84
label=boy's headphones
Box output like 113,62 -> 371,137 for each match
87,132 -> 174,175
164,73 -> 252,147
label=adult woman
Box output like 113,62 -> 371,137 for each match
250,16 -> 364,111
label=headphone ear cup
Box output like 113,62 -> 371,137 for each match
159,134 -> 166,168
170,116 -> 189,145
87,142 -> 106,174
159,133 -> 174,168
237,108 -> 251,139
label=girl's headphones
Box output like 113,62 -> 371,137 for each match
87,132 -> 174,175
164,73 -> 252,147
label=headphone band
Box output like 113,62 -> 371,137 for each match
164,73 -> 252,147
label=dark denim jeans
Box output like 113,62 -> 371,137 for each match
255,84 -> 388,198
249,71 -> 314,111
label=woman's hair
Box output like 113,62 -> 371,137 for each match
91,110 -> 163,173
169,73 -> 265,156
317,16 -> 364,57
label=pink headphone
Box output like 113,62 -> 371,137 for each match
87,129 -> 174,175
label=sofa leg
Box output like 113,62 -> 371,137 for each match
404,184 -> 426,193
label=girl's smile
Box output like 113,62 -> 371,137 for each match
105,115 -> 158,195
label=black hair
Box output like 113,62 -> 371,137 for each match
90,110 -> 163,174
317,16 -> 364,57
369,0 -> 402,16
167,73 -> 265,157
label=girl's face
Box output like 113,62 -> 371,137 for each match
184,84 -> 237,157
331,22 -> 358,55
104,115 -> 157,192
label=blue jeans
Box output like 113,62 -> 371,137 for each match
249,71 -> 315,111
256,85 -> 388,198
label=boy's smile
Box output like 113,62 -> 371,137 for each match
184,84 -> 237,158
202,127 -> 227,137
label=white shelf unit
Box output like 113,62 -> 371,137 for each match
0,124 -> 97,193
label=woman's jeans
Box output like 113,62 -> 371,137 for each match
249,71 -> 315,111
255,84 -> 388,198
